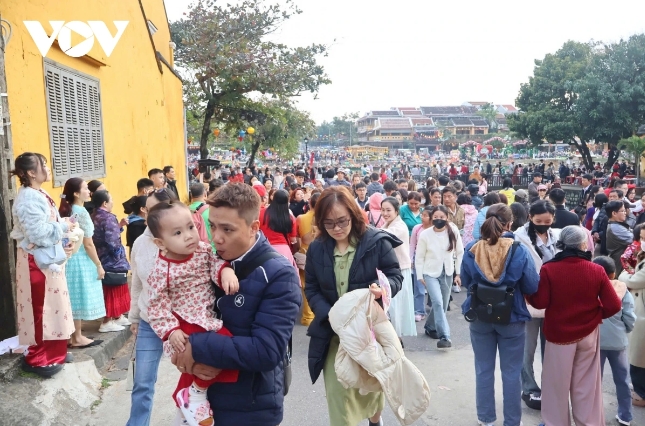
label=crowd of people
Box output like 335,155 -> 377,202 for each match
9,150 -> 645,426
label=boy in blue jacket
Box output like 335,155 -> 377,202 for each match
594,256 -> 636,426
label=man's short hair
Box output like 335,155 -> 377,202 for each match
148,168 -> 163,178
615,179 -> 627,187
442,186 -> 457,195
209,179 -> 224,193
295,170 -> 306,177
137,178 -> 154,191
163,166 -> 174,174
582,173 -> 593,181
548,188 -> 566,205
370,172 -> 380,181
206,183 -> 260,226
438,176 -> 449,185
354,182 -> 366,190
189,182 -> 205,199
383,181 -> 397,192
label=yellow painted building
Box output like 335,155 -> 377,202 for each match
2,0 -> 186,206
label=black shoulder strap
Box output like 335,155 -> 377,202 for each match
509,240 -> 520,261
234,250 -> 283,281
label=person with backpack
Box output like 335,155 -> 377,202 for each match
527,226 -> 621,426
188,183 -> 212,248
460,203 -> 539,426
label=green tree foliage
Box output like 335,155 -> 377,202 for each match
247,98 -> 316,166
621,136 -> 645,181
171,0 -> 331,159
510,36 -> 645,171
508,41 -> 596,169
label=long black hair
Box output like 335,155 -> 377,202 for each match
527,200 -> 556,259
264,189 -> 292,236
429,205 -> 457,252
510,202 -> 527,232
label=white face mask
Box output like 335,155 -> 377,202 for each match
641,240 -> 645,247
420,199 -> 426,204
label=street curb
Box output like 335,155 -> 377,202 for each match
0,353 -> 21,382
83,327 -> 132,370
0,326 -> 131,382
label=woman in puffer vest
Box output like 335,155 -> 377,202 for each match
305,186 -> 403,426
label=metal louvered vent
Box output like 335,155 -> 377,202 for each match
44,59 -> 106,186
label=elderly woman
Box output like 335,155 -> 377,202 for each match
305,186 -> 403,426
528,226 -> 622,426
10,153 -> 76,377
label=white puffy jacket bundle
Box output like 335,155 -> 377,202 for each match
329,289 -> 431,426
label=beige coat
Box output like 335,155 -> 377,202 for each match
618,260 -> 645,368
329,289 -> 431,426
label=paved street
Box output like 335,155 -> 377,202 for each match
92,291 -> 645,426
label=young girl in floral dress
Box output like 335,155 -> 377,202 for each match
146,201 -> 239,426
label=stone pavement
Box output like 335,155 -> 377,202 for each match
90,291 -> 645,426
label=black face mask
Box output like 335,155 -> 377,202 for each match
433,219 -> 447,229
533,223 -> 551,234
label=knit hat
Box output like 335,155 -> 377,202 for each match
515,189 -> 527,200
538,184 -> 548,190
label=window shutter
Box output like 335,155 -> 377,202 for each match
44,60 -> 106,186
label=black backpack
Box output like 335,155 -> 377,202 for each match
464,242 -> 520,325
212,250 -> 293,396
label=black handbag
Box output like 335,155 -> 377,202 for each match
213,250 -> 294,396
102,271 -> 128,286
465,242 -> 519,325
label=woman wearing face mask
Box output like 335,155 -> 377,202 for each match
367,193 -> 385,228
513,200 -> 559,410
381,197 -> 416,337
415,205 -> 464,348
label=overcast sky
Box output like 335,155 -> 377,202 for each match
164,0 -> 645,124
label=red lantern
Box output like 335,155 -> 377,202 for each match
238,136 -> 243,141
213,128 -> 220,137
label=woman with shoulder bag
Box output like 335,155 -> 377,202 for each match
10,153 -> 77,378
91,190 -> 132,333
305,186 -> 403,426
460,203 -> 539,426
296,192 -> 320,326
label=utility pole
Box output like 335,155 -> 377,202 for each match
0,18 -> 17,340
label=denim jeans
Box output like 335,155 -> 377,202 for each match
601,349 -> 633,422
412,271 -> 426,315
423,271 -> 452,340
632,364 -> 645,399
470,320 -> 526,426
126,320 -> 164,426
521,318 -> 545,396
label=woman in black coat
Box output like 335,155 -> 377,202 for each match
305,186 -> 403,426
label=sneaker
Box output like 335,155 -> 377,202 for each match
176,386 -> 214,426
522,392 -> 541,410
425,329 -> 439,339
477,421 -> 495,426
616,414 -> 631,425
115,315 -> 131,326
437,337 -> 452,348
452,285 -> 461,293
98,321 -> 125,333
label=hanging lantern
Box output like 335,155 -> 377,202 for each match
239,130 -> 246,137
238,136 -> 243,142
213,128 -> 220,137
247,127 -> 255,135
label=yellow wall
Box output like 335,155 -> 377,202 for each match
2,0 -> 186,208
